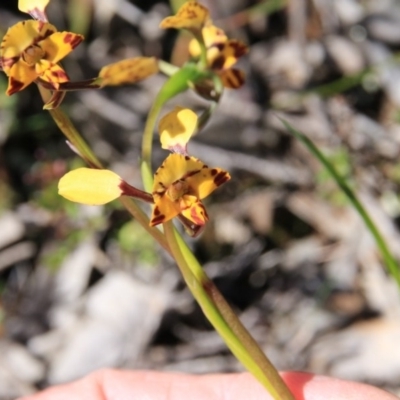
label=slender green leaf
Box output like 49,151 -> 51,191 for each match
281,118 -> 400,288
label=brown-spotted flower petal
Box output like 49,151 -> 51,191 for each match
98,57 -> 159,86
160,1 -> 210,33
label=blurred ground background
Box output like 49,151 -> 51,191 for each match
1,0 -> 400,398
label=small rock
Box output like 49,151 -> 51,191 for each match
0,212 -> 25,249
367,16 -> 400,45
41,271 -> 170,384
54,238 -> 98,304
310,318 -> 400,385
334,0 -> 365,25
1,340 -> 45,383
325,35 -> 365,75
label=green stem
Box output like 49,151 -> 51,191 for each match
141,64 -> 209,192
164,221 -> 295,400
38,86 -> 101,169
141,98 -> 164,192
158,60 -> 180,76
198,39 -> 208,70
281,118 -> 400,288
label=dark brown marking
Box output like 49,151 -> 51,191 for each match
211,55 -> 225,70
213,171 -> 230,187
63,33 -> 83,49
51,69 -> 69,80
7,77 -> 25,95
210,168 -> 218,176
230,40 -> 248,58
150,214 -> 166,226
153,206 -> 161,216
183,169 -> 200,179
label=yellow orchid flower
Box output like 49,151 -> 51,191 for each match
189,23 -> 248,89
19,0 -> 50,21
150,154 -> 230,227
159,106 -> 198,154
0,20 -> 83,95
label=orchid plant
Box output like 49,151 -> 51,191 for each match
0,1 -> 295,399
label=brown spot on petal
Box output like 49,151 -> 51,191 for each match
221,69 -> 245,89
213,171 -> 230,187
63,33 -> 83,49
150,213 -> 166,226
51,70 -> 68,80
7,77 -> 25,95
153,206 -> 161,216
184,169 -> 200,179
231,40 -> 248,58
210,168 -> 218,176
211,55 -> 225,70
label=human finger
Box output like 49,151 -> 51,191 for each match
18,369 -> 398,400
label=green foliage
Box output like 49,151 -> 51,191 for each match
117,220 -> 159,266
316,147 -> 354,206
42,229 -> 87,271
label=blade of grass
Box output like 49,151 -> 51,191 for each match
281,118 -> 400,288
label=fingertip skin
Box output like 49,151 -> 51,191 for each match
17,370 -> 398,400
281,372 -> 398,400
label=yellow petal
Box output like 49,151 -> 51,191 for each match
40,32 -> 84,63
99,57 -> 159,86
160,1 -> 209,31
218,68 -> 245,89
36,60 -> 69,89
6,60 -> 37,95
150,192 -> 181,226
153,154 -> 204,190
19,0 -> 50,20
209,39 -> 248,70
58,168 -> 123,205
159,107 -> 197,152
189,24 -> 227,58
186,166 -> 231,199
